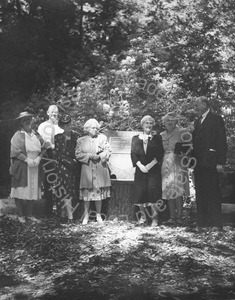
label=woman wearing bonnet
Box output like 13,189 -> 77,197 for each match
75,118 -> 111,225
161,111 -> 191,226
10,111 -> 48,223
131,115 -> 164,226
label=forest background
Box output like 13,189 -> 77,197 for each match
0,0 -> 235,188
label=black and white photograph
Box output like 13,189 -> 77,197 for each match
0,0 -> 235,299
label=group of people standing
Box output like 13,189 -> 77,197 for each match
131,96 -> 227,230
10,105 -> 111,224
131,113 -> 191,227
9,96 -> 227,231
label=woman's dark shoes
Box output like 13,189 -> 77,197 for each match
164,218 -> 176,226
176,218 -> 183,226
67,219 -> 74,225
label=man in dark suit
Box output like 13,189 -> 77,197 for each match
192,96 -> 227,230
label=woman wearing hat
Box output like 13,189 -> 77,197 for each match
131,115 -> 164,226
54,114 -> 81,223
10,111 -> 47,223
161,112 -> 191,226
75,118 -> 111,225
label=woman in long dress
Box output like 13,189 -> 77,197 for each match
161,112 -> 191,226
75,119 -> 111,225
10,111 -> 47,223
54,114 -> 80,223
131,115 -> 164,226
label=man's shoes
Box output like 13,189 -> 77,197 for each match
18,216 -> 26,223
210,226 -> 223,232
165,218 -> 176,226
177,218 -> 183,226
28,217 -> 41,223
194,226 -> 208,233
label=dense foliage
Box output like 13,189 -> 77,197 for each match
0,0 -> 235,185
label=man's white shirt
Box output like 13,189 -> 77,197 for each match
38,120 -> 64,149
200,109 -> 210,124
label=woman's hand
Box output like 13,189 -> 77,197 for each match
25,157 -> 35,167
145,159 -> 158,171
33,156 -> 41,167
136,161 -> 148,173
89,154 -> 100,163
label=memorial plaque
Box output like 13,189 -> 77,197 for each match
105,130 -> 140,180
109,137 -> 132,153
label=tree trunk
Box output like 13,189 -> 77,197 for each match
79,0 -> 83,49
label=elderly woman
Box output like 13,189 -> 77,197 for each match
10,111 -> 47,223
161,112 -> 192,226
131,115 -> 164,226
75,119 -> 111,225
54,114 -> 80,224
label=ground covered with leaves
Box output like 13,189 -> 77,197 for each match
0,216 -> 235,300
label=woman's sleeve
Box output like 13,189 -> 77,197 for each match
131,136 -> 139,167
99,135 -> 111,163
155,135 -> 164,162
75,137 -> 90,164
35,130 -> 51,150
10,132 -> 27,161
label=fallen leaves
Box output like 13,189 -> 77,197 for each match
0,215 -> 235,300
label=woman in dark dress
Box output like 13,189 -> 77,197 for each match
54,114 -> 80,223
131,115 -> 164,226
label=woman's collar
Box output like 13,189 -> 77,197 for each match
139,132 -> 153,140
20,129 -> 34,134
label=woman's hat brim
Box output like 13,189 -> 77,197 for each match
15,112 -> 34,120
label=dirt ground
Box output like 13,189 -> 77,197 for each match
0,215 -> 235,300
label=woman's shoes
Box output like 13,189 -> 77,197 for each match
151,219 -> 158,227
137,216 -> 147,225
96,214 -> 103,224
28,217 -> 41,223
82,214 -> 103,225
67,219 -> 74,225
18,216 -> 41,223
82,216 -> 89,225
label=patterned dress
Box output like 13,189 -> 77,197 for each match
161,126 -> 190,200
54,131 -> 80,212
75,134 -> 111,201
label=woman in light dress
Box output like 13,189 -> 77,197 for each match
10,112 -> 47,223
161,112 -> 191,226
75,119 -> 111,225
